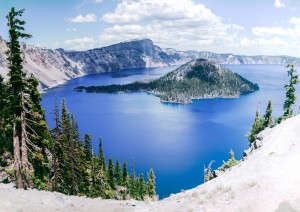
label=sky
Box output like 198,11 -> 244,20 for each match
1,0 -> 300,57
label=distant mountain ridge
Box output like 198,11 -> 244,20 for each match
0,36 -> 299,89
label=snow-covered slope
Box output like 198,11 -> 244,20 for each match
1,115 -> 300,211
150,115 -> 300,211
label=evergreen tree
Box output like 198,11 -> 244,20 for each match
138,173 -> 146,200
147,168 -> 156,198
115,160 -> 122,186
6,7 -> 32,189
122,162 -> 129,187
70,114 -> 80,145
0,76 -> 10,154
83,134 -> 92,161
247,109 -> 262,145
218,149 -> 238,171
50,99 -> 63,191
278,64 -> 299,123
26,74 -> 52,189
89,153 -> 108,198
262,100 -> 274,128
108,157 -> 115,190
129,159 -> 139,198
98,137 -> 106,172
5,7 -> 50,189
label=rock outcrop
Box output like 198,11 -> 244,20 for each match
1,37 -> 300,90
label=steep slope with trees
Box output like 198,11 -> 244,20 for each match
0,7 -> 156,201
1,115 -> 300,211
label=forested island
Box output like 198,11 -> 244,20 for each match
75,59 -> 259,103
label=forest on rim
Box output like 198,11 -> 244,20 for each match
0,7 -> 157,201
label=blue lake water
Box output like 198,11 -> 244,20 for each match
41,64 -> 300,199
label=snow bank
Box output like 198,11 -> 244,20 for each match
151,115 -> 300,211
1,115 -> 300,211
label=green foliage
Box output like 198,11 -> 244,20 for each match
218,150 -> 238,171
98,137 -> 106,172
122,162 -> 129,187
147,168 -> 156,198
262,100 -> 274,128
2,7 -> 52,189
108,157 -> 115,190
248,100 -> 275,147
138,173 -> 146,200
247,109 -> 263,145
84,134 -> 92,161
115,160 -> 122,186
278,64 -> 299,123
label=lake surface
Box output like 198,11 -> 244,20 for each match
41,64 -> 300,199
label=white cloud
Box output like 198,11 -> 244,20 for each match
67,28 -> 78,32
64,37 -> 96,50
102,0 -> 220,24
69,13 -> 97,23
64,0 -> 300,56
252,27 -> 287,36
240,37 -> 288,47
99,0 -> 243,51
239,16 -> 300,55
95,0 -> 103,3
289,17 -> 300,25
275,0 -> 285,8
251,18 -> 300,39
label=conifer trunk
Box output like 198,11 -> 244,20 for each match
13,121 -> 22,188
21,92 -> 30,188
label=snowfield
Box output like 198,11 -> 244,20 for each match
1,115 -> 300,211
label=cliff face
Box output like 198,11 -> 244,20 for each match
1,36 -> 300,90
0,36 -> 84,89
58,39 -> 173,74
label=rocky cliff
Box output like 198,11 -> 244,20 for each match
0,37 -> 299,90
0,36 -> 83,90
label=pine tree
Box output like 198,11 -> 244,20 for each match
89,152 -> 108,198
278,64 -> 299,123
129,159 -> 139,198
70,114 -> 80,145
247,109 -> 262,145
115,160 -> 122,186
25,74 -> 52,189
138,173 -> 146,200
108,157 -> 115,190
147,168 -> 156,198
122,162 -> 129,187
50,99 -> 63,191
262,100 -> 273,128
6,7 -> 33,189
83,134 -> 92,161
0,76 -> 10,153
98,137 -> 106,172
218,149 -> 238,171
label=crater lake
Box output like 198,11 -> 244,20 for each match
41,64 -> 300,199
